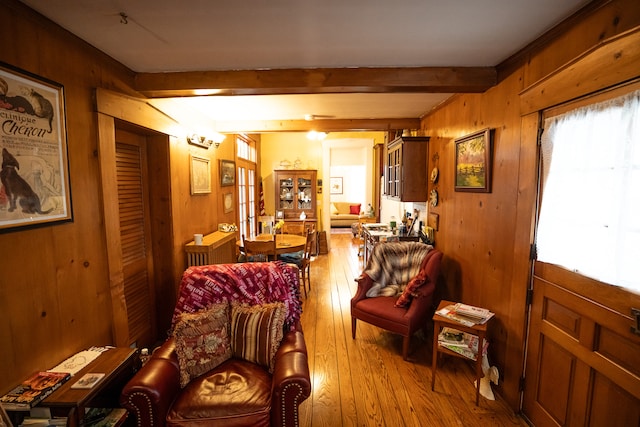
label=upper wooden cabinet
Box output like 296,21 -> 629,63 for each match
274,170 -> 317,219
384,136 -> 430,202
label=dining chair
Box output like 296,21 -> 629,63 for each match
242,234 -> 276,262
278,228 -> 316,297
299,229 -> 317,295
282,221 -> 306,236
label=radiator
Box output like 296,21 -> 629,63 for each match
185,231 -> 237,267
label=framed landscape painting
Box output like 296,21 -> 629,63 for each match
454,128 -> 493,193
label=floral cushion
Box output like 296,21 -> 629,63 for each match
173,302 -> 232,387
230,302 -> 286,372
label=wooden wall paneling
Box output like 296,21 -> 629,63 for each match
0,1 -> 133,392
422,71 -> 528,409
146,134 -> 176,335
521,0 -> 640,90
215,138 -> 238,226
167,135 -> 190,284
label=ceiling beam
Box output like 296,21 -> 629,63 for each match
214,118 -> 421,133
134,67 -> 496,97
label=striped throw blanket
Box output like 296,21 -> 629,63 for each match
364,242 -> 432,297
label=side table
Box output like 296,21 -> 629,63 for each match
431,300 -> 488,406
41,347 -> 138,427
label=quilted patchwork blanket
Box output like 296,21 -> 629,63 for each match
171,261 -> 302,331
363,242 -> 432,297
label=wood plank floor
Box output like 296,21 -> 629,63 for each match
297,231 -> 529,427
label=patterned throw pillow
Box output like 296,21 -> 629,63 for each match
395,270 -> 429,308
230,302 -> 286,372
173,302 -> 232,387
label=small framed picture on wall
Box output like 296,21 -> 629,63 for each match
330,177 -> 343,194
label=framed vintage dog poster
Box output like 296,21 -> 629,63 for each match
0,62 -> 72,232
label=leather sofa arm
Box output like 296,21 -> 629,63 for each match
271,327 -> 311,427
120,340 -> 180,427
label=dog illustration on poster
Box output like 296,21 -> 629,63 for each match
1,148 -> 53,214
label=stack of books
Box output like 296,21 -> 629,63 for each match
435,302 -> 495,327
0,372 -> 70,411
437,327 -> 489,361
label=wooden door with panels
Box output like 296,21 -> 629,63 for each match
522,82 -> 640,426
524,263 -> 640,426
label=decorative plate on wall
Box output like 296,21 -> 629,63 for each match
429,189 -> 439,207
430,167 -> 439,183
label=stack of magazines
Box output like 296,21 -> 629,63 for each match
437,327 -> 489,361
435,303 -> 495,327
0,372 -> 70,411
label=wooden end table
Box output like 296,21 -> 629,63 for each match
41,347 -> 138,427
431,300 -> 489,406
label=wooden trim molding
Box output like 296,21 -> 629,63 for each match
520,26 -> 640,115
94,88 -> 181,136
96,113 -> 129,347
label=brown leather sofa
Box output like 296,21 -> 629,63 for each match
351,242 -> 442,360
120,262 -> 311,427
120,322 -> 309,427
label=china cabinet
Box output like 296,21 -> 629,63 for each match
274,170 -> 317,219
384,136 -> 430,201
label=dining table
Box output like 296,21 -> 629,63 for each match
237,233 -> 306,255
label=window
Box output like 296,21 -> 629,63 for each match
237,135 -> 256,162
536,89 -> 640,291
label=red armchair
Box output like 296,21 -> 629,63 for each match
351,242 -> 442,360
120,262 -> 311,427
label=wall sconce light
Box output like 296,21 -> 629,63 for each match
187,132 -> 226,149
211,132 -> 226,148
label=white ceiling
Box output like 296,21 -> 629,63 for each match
20,0 -> 591,125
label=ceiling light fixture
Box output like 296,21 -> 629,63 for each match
307,130 -> 327,141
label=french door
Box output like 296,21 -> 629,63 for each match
237,160 -> 257,239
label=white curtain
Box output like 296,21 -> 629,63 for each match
537,90 -> 640,292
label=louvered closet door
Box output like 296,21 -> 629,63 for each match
115,130 -> 155,347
